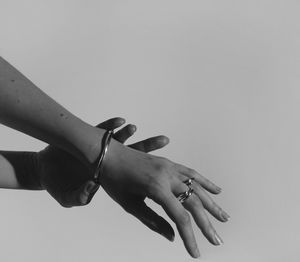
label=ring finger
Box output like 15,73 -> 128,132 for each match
178,174 -> 230,222
173,177 -> 223,246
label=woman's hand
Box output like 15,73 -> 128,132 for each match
100,135 -> 229,258
37,117 -> 229,258
37,117 -> 169,207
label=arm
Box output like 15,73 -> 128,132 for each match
0,56 -> 103,167
0,151 -> 41,190
0,120 -> 166,192
0,56 -> 229,258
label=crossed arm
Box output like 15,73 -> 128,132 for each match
0,56 -> 229,258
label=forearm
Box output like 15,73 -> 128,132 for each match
0,56 -> 104,166
0,151 -> 42,190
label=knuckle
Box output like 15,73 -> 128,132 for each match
207,226 -> 216,239
178,211 -> 191,226
154,158 -> 173,176
147,177 -> 165,198
211,202 -> 220,214
202,220 -> 213,235
154,161 -> 168,173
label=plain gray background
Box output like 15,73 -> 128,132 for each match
0,1 -> 299,261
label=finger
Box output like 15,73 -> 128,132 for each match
181,191 -> 224,246
128,136 -> 169,153
113,124 -> 136,143
173,180 -> 223,246
96,117 -> 125,130
175,164 -> 221,194
191,181 -> 230,222
62,180 -> 99,207
151,190 -> 200,258
83,180 -> 100,205
125,200 -> 175,241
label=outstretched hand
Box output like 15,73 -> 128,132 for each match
99,125 -> 229,258
37,117 -> 229,258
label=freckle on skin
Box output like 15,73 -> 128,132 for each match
60,113 -> 64,117
17,99 -> 20,103
11,79 -> 15,82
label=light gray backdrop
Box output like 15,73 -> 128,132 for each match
0,1 -> 299,261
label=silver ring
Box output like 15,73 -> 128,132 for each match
177,187 -> 194,203
183,177 -> 195,187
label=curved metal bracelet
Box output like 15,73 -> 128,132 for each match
93,129 -> 114,184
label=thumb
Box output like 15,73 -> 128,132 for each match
63,180 -> 99,207
83,180 -> 100,205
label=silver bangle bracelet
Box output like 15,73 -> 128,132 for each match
94,129 -> 114,184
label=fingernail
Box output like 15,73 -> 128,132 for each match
216,186 -> 222,192
214,232 -> 224,245
195,247 -> 201,258
221,211 -> 230,221
161,136 -> 169,144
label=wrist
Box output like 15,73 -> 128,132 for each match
100,137 -> 127,180
59,118 -> 107,168
84,126 -> 108,167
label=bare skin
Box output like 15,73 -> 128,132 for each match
0,57 -> 229,258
